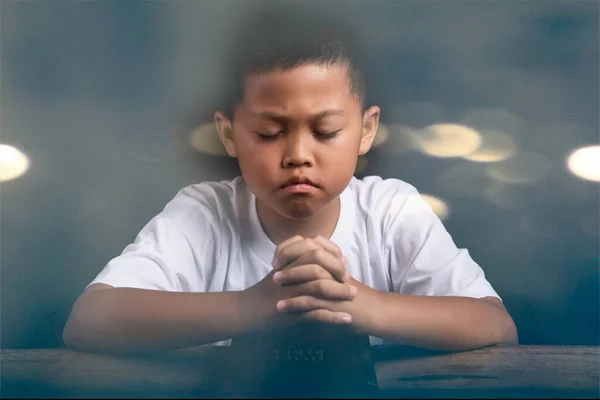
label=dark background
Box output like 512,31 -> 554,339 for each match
1,0 -> 598,349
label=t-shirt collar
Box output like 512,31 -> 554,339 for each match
245,180 -> 355,266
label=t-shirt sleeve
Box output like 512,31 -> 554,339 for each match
383,183 -> 501,301
87,197 -> 216,292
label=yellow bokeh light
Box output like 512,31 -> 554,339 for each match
420,193 -> 450,221
354,156 -> 368,174
371,124 -> 389,148
189,123 -> 228,156
485,151 -> 552,184
462,129 -> 517,163
0,144 -> 30,182
566,145 -> 600,182
414,124 -> 482,158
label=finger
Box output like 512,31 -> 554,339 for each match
308,279 -> 357,300
298,309 -> 352,325
314,248 -> 348,282
312,235 -> 344,263
273,238 -> 320,270
271,235 -> 305,269
286,280 -> 356,304
281,247 -> 347,282
277,295 -> 327,313
273,263 -> 333,285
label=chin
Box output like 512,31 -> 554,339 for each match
279,205 -> 319,221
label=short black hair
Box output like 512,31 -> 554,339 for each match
221,3 -> 368,119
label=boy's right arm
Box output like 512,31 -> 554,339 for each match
63,246 -> 353,354
62,283 -> 250,354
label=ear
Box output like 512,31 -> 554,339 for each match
214,111 -> 237,158
359,106 -> 380,155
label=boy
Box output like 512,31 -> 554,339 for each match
63,6 -> 518,355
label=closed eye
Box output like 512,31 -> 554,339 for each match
315,130 -> 341,139
254,130 -> 341,141
255,132 -> 281,141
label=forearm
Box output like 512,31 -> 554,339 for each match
370,292 -> 518,352
63,288 -> 246,354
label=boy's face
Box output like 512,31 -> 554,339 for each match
215,64 -> 379,221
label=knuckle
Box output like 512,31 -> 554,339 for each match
300,295 -> 314,310
313,248 -> 324,259
316,279 -> 328,294
312,264 -> 322,276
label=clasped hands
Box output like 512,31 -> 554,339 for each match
242,235 -> 377,334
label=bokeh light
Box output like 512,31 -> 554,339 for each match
566,145 -> 600,182
485,151 -> 552,184
435,163 -> 489,198
462,129 -> 517,163
420,194 -> 450,221
189,123 -> 228,156
414,123 -> 482,158
0,144 -> 30,182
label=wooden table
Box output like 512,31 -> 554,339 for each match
2,345 -> 598,398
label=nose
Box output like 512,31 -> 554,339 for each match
282,131 -> 314,168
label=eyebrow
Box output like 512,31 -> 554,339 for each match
250,109 -> 344,122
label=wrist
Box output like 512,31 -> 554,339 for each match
235,289 -> 258,334
347,279 -> 384,335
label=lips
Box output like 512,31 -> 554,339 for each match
281,176 -> 317,188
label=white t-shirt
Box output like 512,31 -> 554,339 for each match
89,175 -> 500,345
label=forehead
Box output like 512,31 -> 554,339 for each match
239,64 -> 360,117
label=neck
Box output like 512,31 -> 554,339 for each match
256,197 -> 341,246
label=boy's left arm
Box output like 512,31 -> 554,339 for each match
343,278 -> 518,352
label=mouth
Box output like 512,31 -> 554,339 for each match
281,176 -> 318,189
280,176 -> 319,193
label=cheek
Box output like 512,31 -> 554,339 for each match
236,148 -> 276,184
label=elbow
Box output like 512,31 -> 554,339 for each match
500,317 -> 519,345
62,308 -> 90,350
489,310 -> 518,347
62,295 -> 105,351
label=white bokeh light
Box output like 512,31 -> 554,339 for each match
566,145 -> 600,182
0,144 -> 30,182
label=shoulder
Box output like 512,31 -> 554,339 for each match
347,175 -> 437,236
348,175 -> 421,214
161,176 -> 245,230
